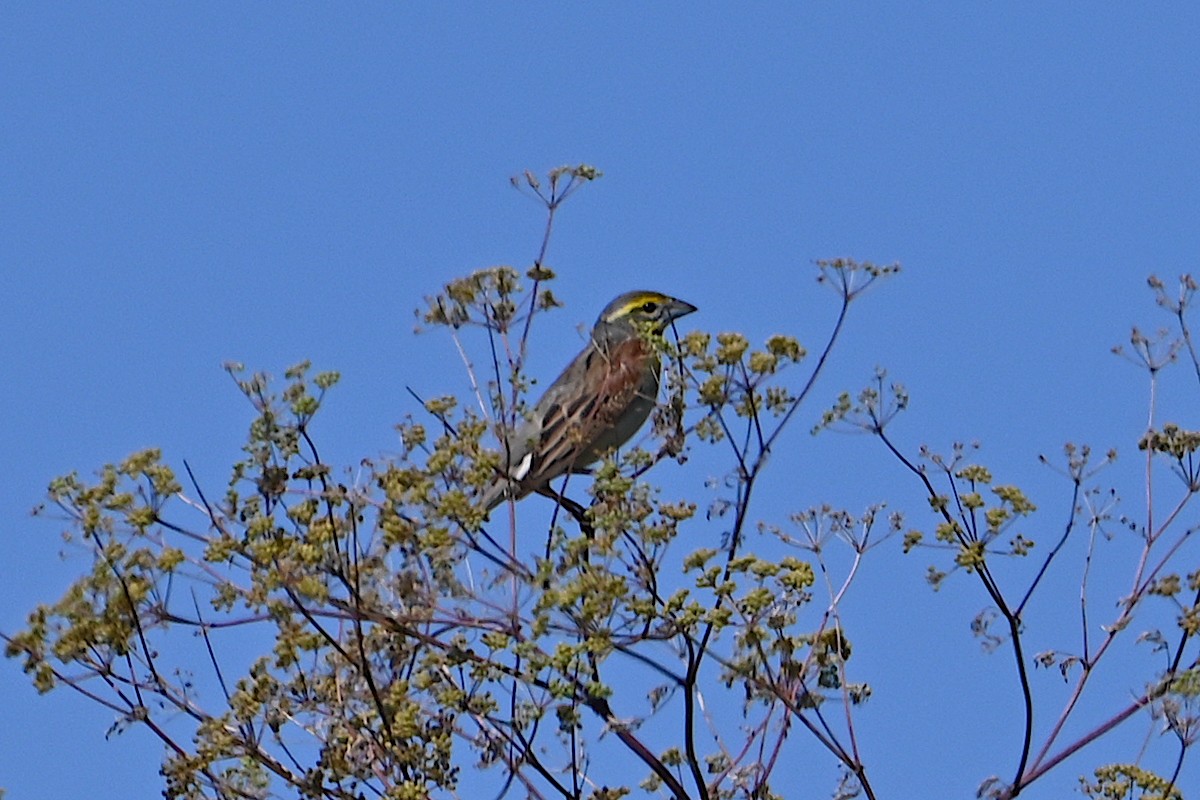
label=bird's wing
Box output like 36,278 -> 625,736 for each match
482,335 -> 652,512
525,336 -> 649,484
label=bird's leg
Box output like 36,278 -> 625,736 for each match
535,484 -> 595,583
535,485 -> 593,538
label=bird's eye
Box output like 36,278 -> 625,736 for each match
641,301 -> 659,313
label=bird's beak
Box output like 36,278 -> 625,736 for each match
668,298 -> 699,321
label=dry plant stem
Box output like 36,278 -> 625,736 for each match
515,167 -> 586,366
190,590 -> 240,736
518,474 -> 700,796
1017,692 -> 1159,790
1025,423 -> 1196,785
799,514 -> 872,759
501,724 -> 561,800
878,330 -> 1198,798
26,626 -> 325,797
874,429 -> 1036,793
190,432 -> 407,779
404,385 -> 532,578
337,603 -> 687,798
1161,585 -> 1200,799
479,183 -> 569,620
755,708 -> 790,797
772,674 -> 877,800
1176,289 -> 1200,388
824,555 -> 868,767
1080,515 -> 1099,659
299,425 -> 398,749
1023,499 -> 1197,784
518,199 -> 557,360
816,591 -> 872,784
1164,742 -> 1187,800
478,274 -> 536,527
679,284 -> 875,797
449,326 -> 491,420
1015,477 -> 1082,617
570,659 -> 584,798
753,621 -> 850,763
483,300 -> 512,429
1144,367 -> 1159,566
705,682 -> 777,791
761,291 -> 851,457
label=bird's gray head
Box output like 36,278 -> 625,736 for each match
594,290 -> 698,336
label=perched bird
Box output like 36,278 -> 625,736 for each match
479,290 -> 698,512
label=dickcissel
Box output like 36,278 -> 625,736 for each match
480,290 -> 698,512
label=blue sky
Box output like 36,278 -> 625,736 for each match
4,4 -> 1200,798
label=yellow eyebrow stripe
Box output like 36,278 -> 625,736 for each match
604,293 -> 672,322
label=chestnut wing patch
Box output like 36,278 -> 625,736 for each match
525,338 -> 648,486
